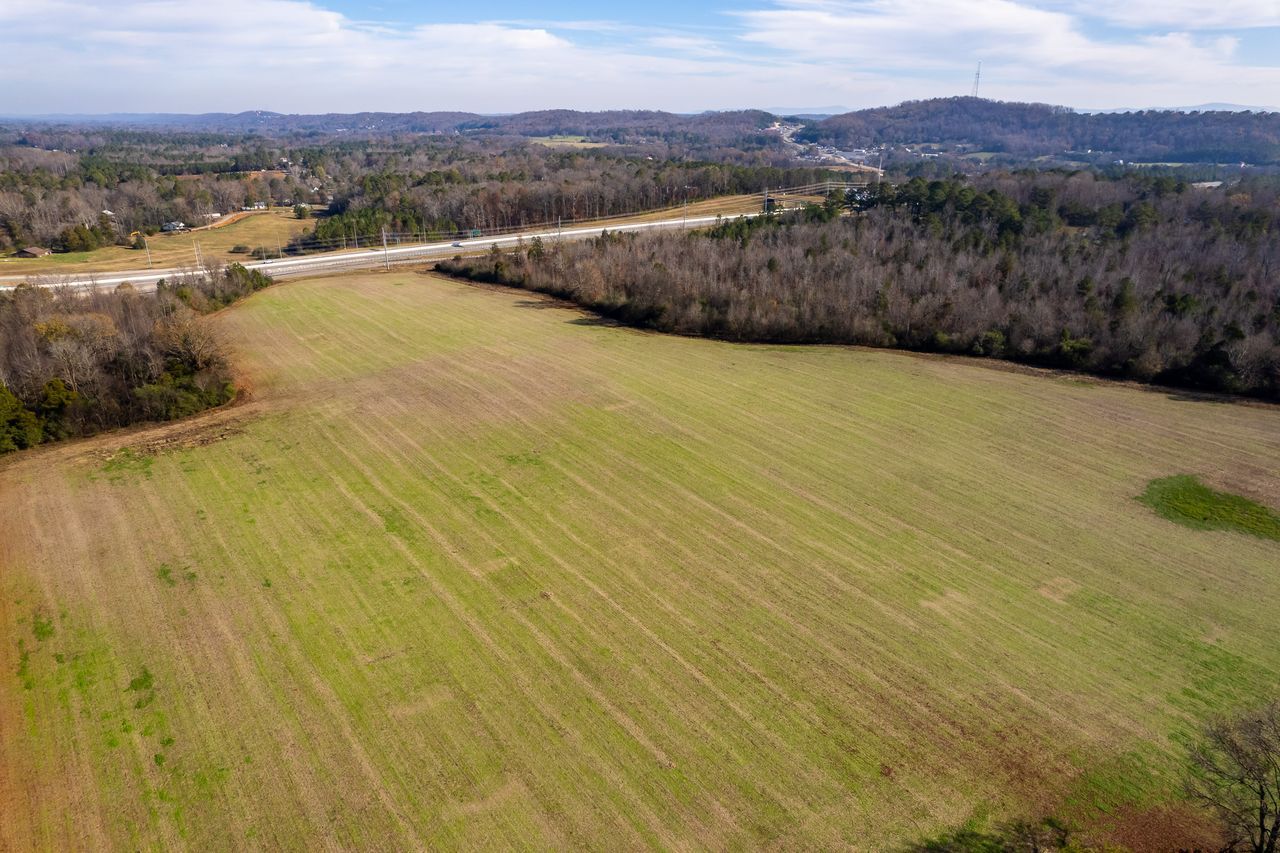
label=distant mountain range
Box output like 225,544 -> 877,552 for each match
0,109 -> 779,144
1085,102 -> 1280,114
6,100 -> 1276,127
765,107 -> 853,119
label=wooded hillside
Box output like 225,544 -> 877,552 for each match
799,97 -> 1280,164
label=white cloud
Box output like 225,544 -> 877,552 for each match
1058,0 -> 1280,29
646,34 -> 730,57
736,0 -> 1280,108
0,0 -> 1276,114
737,0 -> 1237,72
0,0 -> 841,113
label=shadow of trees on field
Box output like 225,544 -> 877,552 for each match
1164,390 -> 1235,406
566,316 -> 618,327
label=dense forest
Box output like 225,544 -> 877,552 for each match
0,264 -> 272,453
799,97 -> 1280,165
0,130 -> 819,255
439,171 -> 1280,399
301,159 -> 842,248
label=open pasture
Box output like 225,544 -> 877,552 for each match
0,209 -> 313,277
525,135 -> 609,149
2,271 -> 1278,849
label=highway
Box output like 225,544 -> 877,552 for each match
0,212 -> 739,292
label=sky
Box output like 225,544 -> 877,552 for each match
2,0 -> 1279,115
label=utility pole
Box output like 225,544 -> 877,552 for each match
381,227 -> 390,270
143,235 -> 152,269
193,240 -> 203,270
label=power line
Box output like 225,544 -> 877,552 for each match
261,181 -> 872,259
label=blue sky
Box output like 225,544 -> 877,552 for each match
2,0 -> 1278,115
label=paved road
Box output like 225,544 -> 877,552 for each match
0,213 -> 737,292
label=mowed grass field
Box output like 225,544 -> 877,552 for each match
526,135 -> 609,149
2,272 -> 1279,849
506,194 -> 778,230
0,209 -> 313,277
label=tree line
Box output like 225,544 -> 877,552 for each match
299,157 -> 844,250
439,170 -> 1280,399
0,264 -> 272,454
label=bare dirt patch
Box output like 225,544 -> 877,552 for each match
1038,576 -> 1080,604
1093,801 -> 1224,852
920,589 -> 971,619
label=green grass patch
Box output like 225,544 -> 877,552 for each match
1138,475 -> 1280,540
102,448 -> 155,480
126,667 -> 154,694
156,562 -> 197,587
31,612 -> 55,641
128,669 -> 157,708
376,506 -> 414,538
16,639 -> 34,690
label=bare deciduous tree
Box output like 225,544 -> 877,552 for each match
1188,699 -> 1280,853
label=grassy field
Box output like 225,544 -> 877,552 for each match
0,209 -> 313,277
2,271 -> 1278,849
526,135 -> 608,149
